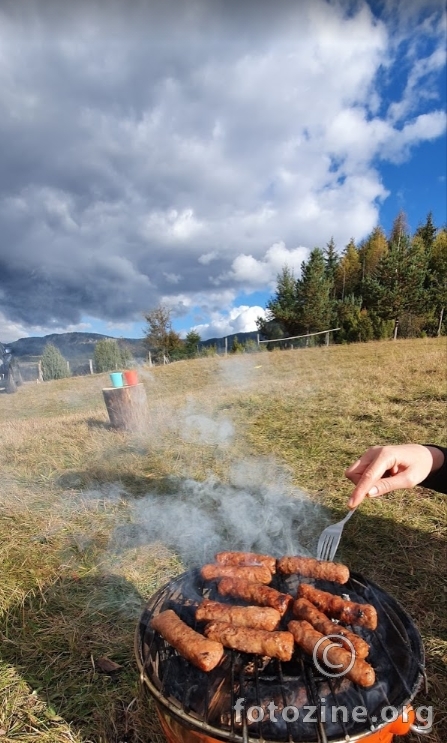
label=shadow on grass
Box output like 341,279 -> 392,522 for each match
0,573 -> 162,743
0,510 -> 445,743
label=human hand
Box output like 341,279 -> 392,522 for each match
345,444 -> 444,508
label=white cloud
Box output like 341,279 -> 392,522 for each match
192,305 -> 267,341
0,311 -> 91,343
0,0 -> 445,338
226,242 -> 308,289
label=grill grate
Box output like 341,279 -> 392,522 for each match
136,569 -> 424,743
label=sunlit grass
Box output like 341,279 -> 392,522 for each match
0,337 -> 445,742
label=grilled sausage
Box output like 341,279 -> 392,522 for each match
218,577 -> 293,616
298,584 -> 378,630
205,621 -> 294,662
277,556 -> 349,584
201,564 -> 272,584
216,551 -> 276,574
288,620 -> 375,687
293,598 -> 370,658
151,610 -> 224,672
196,599 -> 281,631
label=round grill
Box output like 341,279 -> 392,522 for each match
135,569 -> 425,743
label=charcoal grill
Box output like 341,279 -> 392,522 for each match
135,568 -> 427,743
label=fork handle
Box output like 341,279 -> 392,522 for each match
341,506 -> 357,524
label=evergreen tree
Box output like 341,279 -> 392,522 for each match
296,248 -> 333,333
184,330 -> 201,358
260,266 -> 299,337
363,235 -> 428,338
415,211 -> 437,253
94,339 -> 131,373
324,237 -> 339,280
41,343 -> 70,381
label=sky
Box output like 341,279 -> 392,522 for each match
0,0 -> 446,343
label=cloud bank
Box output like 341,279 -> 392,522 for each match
0,0 -> 445,341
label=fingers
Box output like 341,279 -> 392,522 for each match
346,449 -> 400,508
348,471 -> 410,508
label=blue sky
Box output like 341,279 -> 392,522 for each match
0,0 -> 445,343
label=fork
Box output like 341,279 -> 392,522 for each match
316,507 -> 358,562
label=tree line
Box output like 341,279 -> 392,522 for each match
257,211 -> 447,344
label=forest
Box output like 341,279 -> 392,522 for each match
257,211 -> 447,344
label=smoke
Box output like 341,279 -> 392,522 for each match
109,458 -> 330,567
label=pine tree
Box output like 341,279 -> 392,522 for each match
261,266 -> 299,337
94,339 -> 131,373
415,211 -> 437,253
296,248 -> 333,333
363,235 -> 428,338
41,343 -> 70,381
184,330 -> 201,358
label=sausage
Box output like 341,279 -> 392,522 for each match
277,556 -> 349,584
205,621 -> 294,662
218,577 -> 292,616
196,599 -> 281,631
216,551 -> 276,574
288,620 -> 375,687
201,564 -> 272,584
293,598 -> 370,659
298,584 -> 378,630
151,610 -> 224,672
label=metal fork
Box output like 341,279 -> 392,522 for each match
316,507 -> 358,562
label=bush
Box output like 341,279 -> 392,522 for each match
94,339 -> 133,373
41,344 -> 70,381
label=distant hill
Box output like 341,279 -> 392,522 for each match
199,331 -> 259,349
3,332 -> 146,363
1,329 -> 261,365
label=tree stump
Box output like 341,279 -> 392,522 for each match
102,383 -> 148,431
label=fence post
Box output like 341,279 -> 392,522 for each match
148,351 -> 152,367
67,360 -> 70,372
38,361 -> 43,382
224,337 -> 228,356
256,333 -> 260,349
89,359 -> 93,374
325,332 -> 330,346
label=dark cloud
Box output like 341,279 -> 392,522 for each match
0,0 -> 445,338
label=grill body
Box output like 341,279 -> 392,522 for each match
136,569 -> 425,743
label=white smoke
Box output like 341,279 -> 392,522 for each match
108,457 -> 330,567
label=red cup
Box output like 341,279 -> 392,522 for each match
123,370 -> 138,386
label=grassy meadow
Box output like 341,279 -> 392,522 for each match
0,337 -> 446,743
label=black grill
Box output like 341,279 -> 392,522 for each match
135,569 -> 425,743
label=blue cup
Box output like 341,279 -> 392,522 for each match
110,372 -> 124,388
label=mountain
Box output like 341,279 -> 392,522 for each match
3,332 -> 146,363
2,329 -> 261,365
199,331 -> 259,349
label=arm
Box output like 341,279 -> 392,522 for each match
346,444 -> 446,507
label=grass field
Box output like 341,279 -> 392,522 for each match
0,337 -> 446,743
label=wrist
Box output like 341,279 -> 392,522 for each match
425,446 -> 445,474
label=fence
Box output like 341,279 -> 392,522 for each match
258,328 -> 341,349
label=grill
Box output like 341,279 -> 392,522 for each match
135,568 -> 426,743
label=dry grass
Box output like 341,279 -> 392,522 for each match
0,338 -> 446,742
